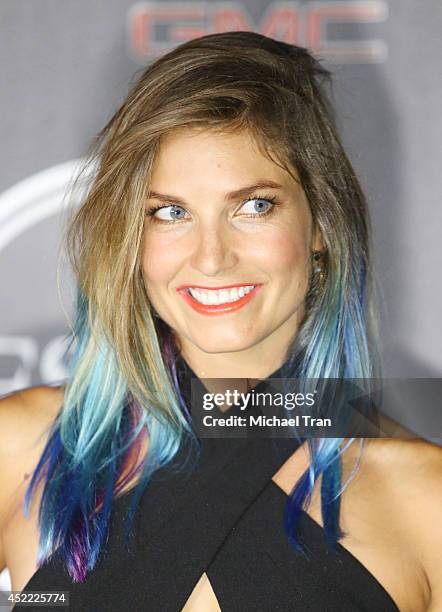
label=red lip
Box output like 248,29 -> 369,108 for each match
177,285 -> 262,316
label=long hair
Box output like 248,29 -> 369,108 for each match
25,31 -> 380,581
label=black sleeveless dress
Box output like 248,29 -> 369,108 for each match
20,358 -> 399,612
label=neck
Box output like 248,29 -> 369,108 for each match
178,332 -> 296,380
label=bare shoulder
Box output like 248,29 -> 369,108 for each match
0,385 -> 64,454
361,434 -> 440,463
363,437 -> 442,608
362,436 -> 442,483
0,385 -> 65,523
361,436 -> 442,507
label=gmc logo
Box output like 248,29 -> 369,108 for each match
128,1 -> 388,64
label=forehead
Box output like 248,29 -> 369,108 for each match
151,127 -> 295,189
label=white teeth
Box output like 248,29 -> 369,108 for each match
188,285 -> 255,305
219,289 -> 229,303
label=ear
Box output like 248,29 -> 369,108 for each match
312,224 -> 325,252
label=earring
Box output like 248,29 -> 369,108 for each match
312,250 -> 327,291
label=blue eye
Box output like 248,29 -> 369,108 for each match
239,198 -> 274,216
151,205 -> 187,221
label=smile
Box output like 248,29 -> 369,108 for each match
177,284 -> 262,315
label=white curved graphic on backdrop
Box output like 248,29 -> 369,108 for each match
0,159 -> 87,252
0,159 -> 91,395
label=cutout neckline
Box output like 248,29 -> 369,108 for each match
268,479 -> 400,612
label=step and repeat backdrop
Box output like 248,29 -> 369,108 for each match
1,3 -> 441,393
1,1 -> 441,405
1,0 -> 442,593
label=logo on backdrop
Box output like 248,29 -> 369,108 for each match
127,0 -> 388,64
0,161 -> 86,394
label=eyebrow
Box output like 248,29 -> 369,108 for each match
147,180 -> 286,206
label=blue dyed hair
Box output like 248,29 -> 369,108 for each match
24,31 -> 380,581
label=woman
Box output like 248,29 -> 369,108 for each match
0,31 -> 440,611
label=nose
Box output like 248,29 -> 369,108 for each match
190,222 -> 239,277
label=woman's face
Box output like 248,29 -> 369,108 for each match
142,128 -> 321,364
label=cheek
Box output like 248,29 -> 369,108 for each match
141,232 -> 179,286
251,228 -> 310,275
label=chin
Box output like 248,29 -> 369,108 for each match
187,332 -> 259,355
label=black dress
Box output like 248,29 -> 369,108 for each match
19,358 -> 399,611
